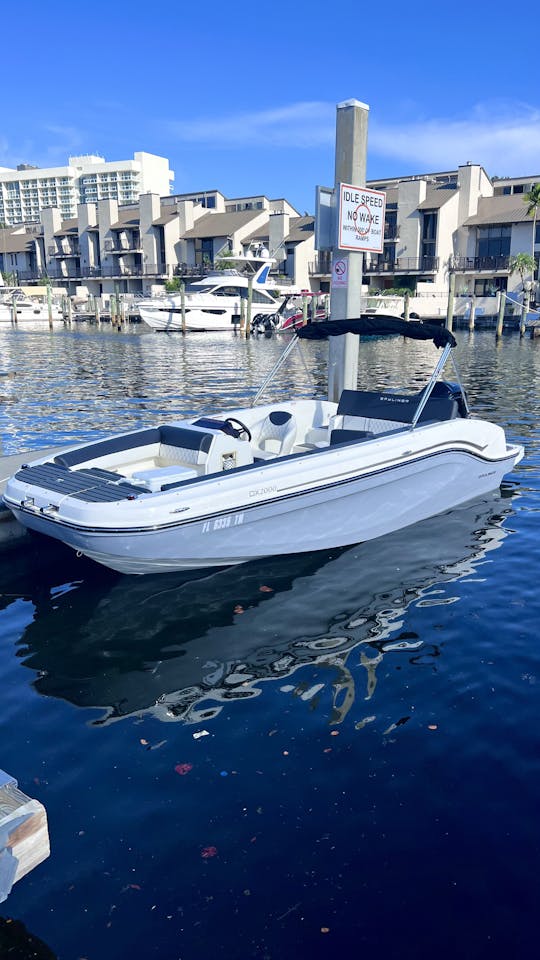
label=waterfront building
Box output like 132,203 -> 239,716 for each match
2,163 -> 538,311
0,189 -> 312,297
0,153 -> 173,226
310,165 -> 540,309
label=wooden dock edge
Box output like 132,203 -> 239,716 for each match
0,445 -> 66,547
0,770 -> 50,903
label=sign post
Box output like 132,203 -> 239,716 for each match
328,100 -> 370,403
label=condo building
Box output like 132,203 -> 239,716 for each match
0,152 -> 173,226
1,161 -> 538,315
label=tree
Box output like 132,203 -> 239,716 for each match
509,252 -> 536,288
524,183 -> 540,281
164,277 -> 183,293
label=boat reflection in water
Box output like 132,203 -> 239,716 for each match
15,488 -> 517,726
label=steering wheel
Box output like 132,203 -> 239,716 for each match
224,417 -> 252,442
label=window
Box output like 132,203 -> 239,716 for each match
421,211 -> 437,261
476,225 -> 511,258
474,277 -> 507,296
213,286 -> 243,297
385,210 -> 398,241
252,289 -> 273,303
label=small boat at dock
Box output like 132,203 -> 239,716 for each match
2,316 -> 524,575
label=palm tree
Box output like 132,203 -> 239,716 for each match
525,183 -> 540,282
509,252 -> 536,288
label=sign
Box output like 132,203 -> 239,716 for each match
338,182 -> 386,253
314,185 -> 335,252
332,256 -> 349,288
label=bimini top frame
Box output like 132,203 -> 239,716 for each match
251,314 -> 463,425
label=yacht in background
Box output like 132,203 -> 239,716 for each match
0,287 -> 63,323
138,255 -> 299,332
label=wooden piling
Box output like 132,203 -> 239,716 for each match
468,294 -> 477,332
302,293 -> 308,327
239,297 -> 246,335
180,280 -> 186,335
11,294 -> 17,326
246,276 -> 253,337
495,291 -> 506,339
520,287 -> 531,338
94,297 -> 101,325
403,290 -> 410,322
46,285 -> 53,330
445,272 -> 456,332
0,769 -> 50,904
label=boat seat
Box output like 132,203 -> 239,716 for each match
332,389 -> 459,435
132,464 -> 199,492
252,410 -> 297,459
329,428 -> 374,446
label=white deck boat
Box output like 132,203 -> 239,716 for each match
139,256 -> 291,332
2,317 -> 524,575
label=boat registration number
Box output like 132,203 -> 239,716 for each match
202,512 -> 244,533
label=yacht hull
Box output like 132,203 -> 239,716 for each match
139,304 -> 277,332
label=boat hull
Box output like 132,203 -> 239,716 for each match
139,303 -> 278,332
7,444 -> 521,575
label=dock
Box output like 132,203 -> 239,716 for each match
0,445 -> 65,546
0,769 -> 50,904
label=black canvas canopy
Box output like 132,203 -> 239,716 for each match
296,315 -> 456,349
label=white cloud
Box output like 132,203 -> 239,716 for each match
369,102 -> 540,175
0,125 -> 85,169
167,99 -> 540,175
168,102 -> 335,148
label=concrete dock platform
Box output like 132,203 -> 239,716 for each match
0,446 -> 65,546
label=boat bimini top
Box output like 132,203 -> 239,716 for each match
295,315 -> 456,348
252,314 -> 464,427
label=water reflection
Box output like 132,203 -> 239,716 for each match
10,489 -> 517,726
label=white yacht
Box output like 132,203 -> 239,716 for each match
2,317 -> 524,575
0,288 -> 63,323
138,256 -> 292,332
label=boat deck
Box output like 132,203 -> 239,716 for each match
13,463 -> 146,502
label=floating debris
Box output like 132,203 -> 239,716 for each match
174,763 -> 193,776
200,846 -> 218,859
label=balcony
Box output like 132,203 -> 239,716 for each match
452,255 -> 511,272
104,238 -> 142,254
395,257 -> 439,272
49,246 -> 80,258
308,253 -> 332,276
364,259 -> 396,274
106,243 -> 143,255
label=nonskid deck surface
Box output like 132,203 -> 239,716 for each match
14,463 -> 146,501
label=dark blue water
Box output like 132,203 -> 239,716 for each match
1,324 -> 539,960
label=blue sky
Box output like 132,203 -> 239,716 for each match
2,0 -> 539,214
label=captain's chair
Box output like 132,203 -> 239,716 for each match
253,410 -> 297,460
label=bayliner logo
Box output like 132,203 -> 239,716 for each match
379,395 -> 408,403
249,486 -> 277,497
